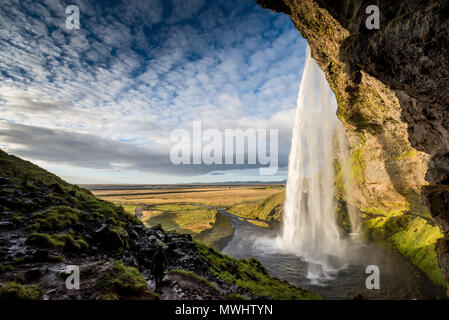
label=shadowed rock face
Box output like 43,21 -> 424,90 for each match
256,0 -> 449,285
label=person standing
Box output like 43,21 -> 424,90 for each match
151,246 -> 167,293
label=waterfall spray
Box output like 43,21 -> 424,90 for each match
336,122 -> 362,236
277,48 -> 354,281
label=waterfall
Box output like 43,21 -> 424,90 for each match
336,122 -> 362,236
276,47 -> 354,282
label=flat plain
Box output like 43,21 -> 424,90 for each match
91,185 -> 283,207
90,185 -> 284,248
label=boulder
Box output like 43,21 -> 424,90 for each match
94,224 -> 128,249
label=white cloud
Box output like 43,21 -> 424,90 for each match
0,0 -> 306,183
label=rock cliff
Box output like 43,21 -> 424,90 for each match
256,0 -> 449,287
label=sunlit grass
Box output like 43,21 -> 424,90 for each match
196,242 -> 321,300
143,204 -> 217,234
92,186 -> 283,207
228,190 -> 284,221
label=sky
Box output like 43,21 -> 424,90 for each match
0,0 -> 307,184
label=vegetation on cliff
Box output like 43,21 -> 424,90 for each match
196,242 -> 321,300
363,207 -> 446,287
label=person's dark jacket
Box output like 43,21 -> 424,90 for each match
151,250 -> 167,274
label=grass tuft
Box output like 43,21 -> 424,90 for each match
0,282 -> 41,300
96,261 -> 153,299
196,242 -> 321,300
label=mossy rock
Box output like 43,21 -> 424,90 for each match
0,282 -> 41,300
196,242 -> 321,300
364,211 -> 446,287
29,206 -> 81,231
94,225 -> 129,249
26,232 -> 89,253
96,261 -> 155,299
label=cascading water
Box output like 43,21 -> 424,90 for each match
336,122 -> 362,236
222,49 -> 444,296
276,48 -> 353,282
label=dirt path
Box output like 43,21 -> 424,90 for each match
147,272 -> 227,300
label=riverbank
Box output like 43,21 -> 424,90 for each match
218,208 -> 446,299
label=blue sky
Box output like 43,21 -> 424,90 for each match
0,0 -> 307,184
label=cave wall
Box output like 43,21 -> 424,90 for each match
256,0 -> 449,284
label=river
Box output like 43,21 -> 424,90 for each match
217,208 -> 445,300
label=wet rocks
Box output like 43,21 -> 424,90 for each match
24,268 -> 42,281
422,185 -> 449,232
0,222 -> 15,230
93,224 -> 128,249
436,237 -> 449,290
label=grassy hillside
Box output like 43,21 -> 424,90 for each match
0,149 -> 318,300
196,242 -> 321,300
142,204 -> 234,249
228,190 -> 285,222
0,149 -> 141,253
143,204 -> 217,234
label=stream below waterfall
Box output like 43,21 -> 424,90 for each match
217,209 -> 445,300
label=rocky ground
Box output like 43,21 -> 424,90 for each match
0,149 -> 319,300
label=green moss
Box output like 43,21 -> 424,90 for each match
227,292 -> 248,300
48,255 -> 64,262
333,157 -> 353,233
0,264 -> 14,274
392,148 -> 417,160
15,275 -> 25,284
0,149 -> 142,227
26,232 -> 88,252
96,261 -> 151,299
228,190 -> 284,222
350,140 -> 366,186
0,149 -> 66,188
335,199 -> 351,233
364,211 -> 446,287
29,206 -> 81,231
169,269 -> 218,291
58,234 -> 89,252
26,232 -> 64,248
11,214 -> 24,225
196,242 -> 321,300
0,282 -> 41,300
333,158 -> 345,198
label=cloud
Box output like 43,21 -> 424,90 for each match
0,120 -> 290,175
167,0 -> 206,23
0,0 -> 306,182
